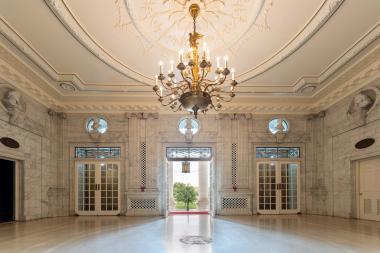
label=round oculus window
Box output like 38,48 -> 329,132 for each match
178,118 -> 200,135
86,117 -> 108,134
268,118 -> 289,134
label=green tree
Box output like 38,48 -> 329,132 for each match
173,182 -> 198,211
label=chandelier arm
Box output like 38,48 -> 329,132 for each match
220,96 -> 233,102
180,70 -> 192,87
210,102 -> 221,111
172,104 -> 183,112
161,80 -> 174,90
161,97 -> 179,107
203,81 -> 221,92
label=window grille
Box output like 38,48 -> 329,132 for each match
231,143 -> 237,187
140,142 -> 147,187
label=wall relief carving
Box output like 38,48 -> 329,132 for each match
347,86 -> 379,124
1,88 -> 26,124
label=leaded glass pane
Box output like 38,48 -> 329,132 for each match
256,147 -> 300,159
75,147 -> 121,159
166,147 -> 212,161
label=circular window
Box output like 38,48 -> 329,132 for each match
268,118 -> 289,134
178,118 -> 200,135
86,117 -> 108,134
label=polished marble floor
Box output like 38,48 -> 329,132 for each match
0,215 -> 379,253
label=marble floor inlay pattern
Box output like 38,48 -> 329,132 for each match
0,215 -> 379,253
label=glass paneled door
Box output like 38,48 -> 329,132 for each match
257,162 -> 300,214
75,162 -> 120,215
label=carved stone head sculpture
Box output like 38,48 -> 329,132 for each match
347,87 -> 379,123
1,89 -> 26,124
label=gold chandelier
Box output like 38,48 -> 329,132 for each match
153,4 -> 237,118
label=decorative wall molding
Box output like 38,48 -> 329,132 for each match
0,52 -> 61,110
315,52 -> 380,110
125,112 -> 159,119
216,113 -> 253,120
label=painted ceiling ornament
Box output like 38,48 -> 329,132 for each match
1,89 -> 27,125
123,0 -> 267,52
347,87 -> 380,124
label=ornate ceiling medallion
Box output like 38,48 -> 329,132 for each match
153,3 -> 237,118
59,82 -> 76,91
123,0 -> 265,52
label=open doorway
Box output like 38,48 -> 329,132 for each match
169,161 -> 210,214
0,159 -> 15,222
166,147 -> 213,215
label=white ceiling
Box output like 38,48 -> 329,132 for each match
0,0 -> 379,113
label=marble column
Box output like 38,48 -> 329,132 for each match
168,162 -> 175,211
197,161 -> 209,210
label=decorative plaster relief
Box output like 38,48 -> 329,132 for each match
1,88 -> 26,124
347,86 -> 380,124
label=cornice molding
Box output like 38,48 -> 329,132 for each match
315,54 -> 380,110
0,57 -> 60,109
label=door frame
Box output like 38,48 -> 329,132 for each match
354,155 -> 380,221
161,142 -> 217,217
0,155 -> 23,221
74,160 -> 121,215
256,160 -> 301,214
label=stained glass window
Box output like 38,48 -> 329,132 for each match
75,147 -> 121,159
166,147 -> 212,161
256,147 -> 300,159
268,118 -> 289,134
86,117 -> 108,134
178,118 -> 200,135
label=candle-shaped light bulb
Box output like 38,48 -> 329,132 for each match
179,49 -> 183,63
155,75 -> 158,85
159,61 -> 163,74
206,49 -> 210,61
216,57 -> 220,69
159,86 -> 163,97
224,56 -> 228,68
170,60 -> 174,73
203,42 -> 207,52
231,68 -> 235,80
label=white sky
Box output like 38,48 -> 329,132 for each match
172,161 -> 210,187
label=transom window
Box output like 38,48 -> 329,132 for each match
75,147 -> 121,159
256,147 -> 300,159
86,117 -> 108,134
166,147 -> 212,161
178,117 -> 200,135
268,118 -> 289,134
